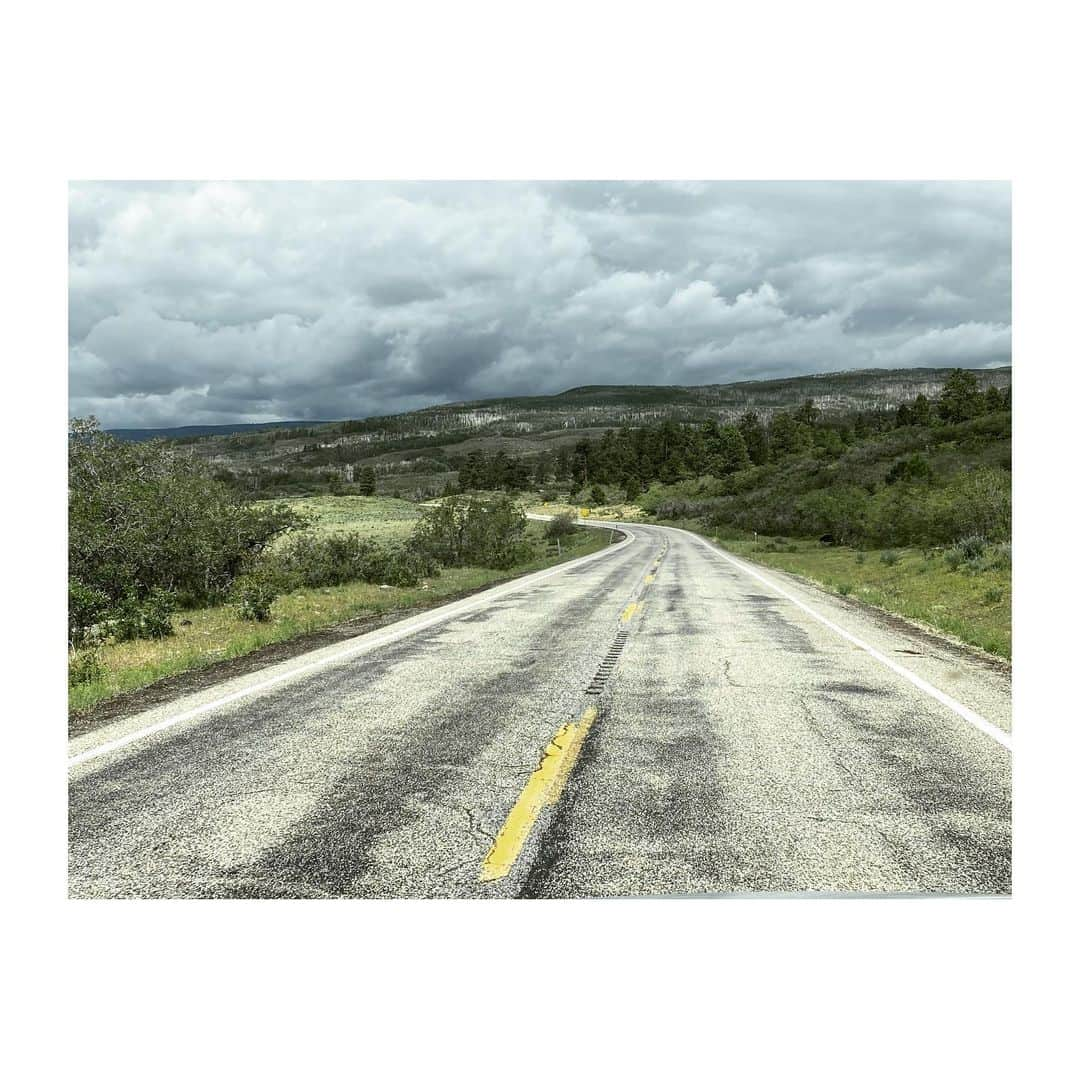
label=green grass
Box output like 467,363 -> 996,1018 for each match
68,521 -> 613,715
664,521 -> 1010,659
267,494 -> 423,548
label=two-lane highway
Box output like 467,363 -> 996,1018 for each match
68,521 -> 1011,897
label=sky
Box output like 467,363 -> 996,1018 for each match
68,181 -> 1011,428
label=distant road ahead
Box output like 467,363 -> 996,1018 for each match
69,521 -> 1011,897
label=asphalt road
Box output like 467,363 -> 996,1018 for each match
68,522 -> 1012,898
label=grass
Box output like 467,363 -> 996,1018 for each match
267,494 -> 422,548
69,519 -> 614,715
722,536 -> 1011,658
519,493 -> 648,522
662,520 -> 1010,659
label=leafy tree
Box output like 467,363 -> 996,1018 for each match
411,495 -> 532,569
68,417 -> 298,626
938,369 -> 985,423
768,410 -> 812,456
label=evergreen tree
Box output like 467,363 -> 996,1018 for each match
710,426 -> 750,475
738,411 -> 769,465
356,466 -> 377,495
911,393 -> 933,426
938,369 -> 985,423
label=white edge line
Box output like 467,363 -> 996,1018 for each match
679,529 -> 1011,752
68,522 -> 634,769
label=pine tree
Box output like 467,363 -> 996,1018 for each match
938,369 -> 985,423
356,466 -> 377,495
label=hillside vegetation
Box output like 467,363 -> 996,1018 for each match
109,365 -> 1010,501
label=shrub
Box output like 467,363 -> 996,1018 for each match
69,417 -> 299,610
68,648 -> 103,687
68,579 -> 111,647
232,570 -> 282,621
111,589 -> 176,641
793,485 -> 869,545
885,453 -> 933,484
544,512 -> 578,540
880,550 -> 901,566
930,469 -> 1010,544
855,551 -> 866,565
944,546 -> 966,571
944,534 -> 1002,573
267,533 -> 439,590
836,582 -> 853,596
982,586 -> 1005,605
412,495 -> 533,569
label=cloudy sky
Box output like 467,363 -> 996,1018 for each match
69,181 -> 1011,428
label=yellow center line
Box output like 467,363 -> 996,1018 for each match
480,706 -> 598,882
620,601 -> 640,621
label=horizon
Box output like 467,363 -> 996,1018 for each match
98,361 -> 1013,434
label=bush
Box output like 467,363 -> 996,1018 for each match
880,550 -> 901,566
268,533 -> 440,591
982,586 -> 1005,605
68,648 -> 103,687
232,570 -> 282,621
412,495 -> 533,569
68,579 -> 112,647
111,589 -> 176,642
544,512 -> 578,540
929,469 -> 1010,544
885,453 -> 933,484
944,534 -> 999,572
955,534 -> 989,560
836,582 -> 853,596
69,416 -> 299,611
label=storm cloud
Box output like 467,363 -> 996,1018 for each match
68,181 -> 1011,427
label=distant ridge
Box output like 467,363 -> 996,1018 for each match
104,365 -> 1011,443
107,419 -> 333,443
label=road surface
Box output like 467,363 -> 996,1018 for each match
68,521 -> 1011,897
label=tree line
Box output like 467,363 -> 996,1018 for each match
451,370 -> 1010,501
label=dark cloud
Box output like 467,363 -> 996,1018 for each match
68,181 -> 1011,427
